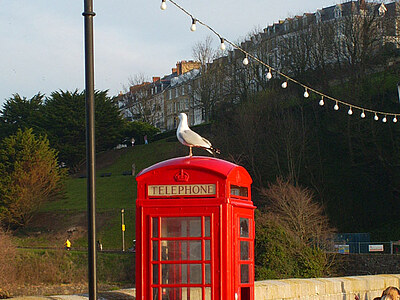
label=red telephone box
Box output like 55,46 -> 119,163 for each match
136,156 -> 255,300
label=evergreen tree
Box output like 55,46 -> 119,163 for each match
0,129 -> 66,228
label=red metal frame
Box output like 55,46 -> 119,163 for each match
136,156 -> 255,300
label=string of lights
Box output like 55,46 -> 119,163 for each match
161,0 -> 400,123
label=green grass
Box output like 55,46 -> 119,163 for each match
33,138 -> 183,250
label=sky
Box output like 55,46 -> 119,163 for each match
0,0 -> 339,107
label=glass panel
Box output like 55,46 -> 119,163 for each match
204,217 -> 210,237
153,264 -> 159,284
231,185 -> 248,197
152,217 -> 159,237
161,217 -> 201,237
240,241 -> 249,261
240,218 -> 249,237
189,288 -> 202,299
189,241 -> 201,260
205,287 -> 211,300
153,241 -> 159,261
162,288 -> 184,300
241,264 -> 249,283
153,287 -> 159,300
189,264 -> 202,284
162,264 -> 187,284
189,218 -> 201,237
205,264 -> 211,284
161,241 -> 187,261
205,240 -> 211,260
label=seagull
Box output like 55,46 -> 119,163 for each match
176,112 -> 220,157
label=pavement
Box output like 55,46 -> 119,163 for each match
9,288 -> 136,300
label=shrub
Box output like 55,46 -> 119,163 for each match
0,229 -> 16,293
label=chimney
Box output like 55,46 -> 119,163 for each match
172,67 -> 178,74
152,77 -> 160,82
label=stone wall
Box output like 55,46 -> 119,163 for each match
255,274 -> 400,300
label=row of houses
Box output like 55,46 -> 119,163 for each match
117,0 -> 400,131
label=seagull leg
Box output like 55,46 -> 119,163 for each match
189,146 -> 193,157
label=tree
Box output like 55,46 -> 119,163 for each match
255,178 -> 335,280
260,178 -> 335,248
0,129 -> 66,228
0,93 -> 45,140
254,210 -> 332,280
121,74 -> 163,125
191,36 -> 227,122
41,90 -> 125,171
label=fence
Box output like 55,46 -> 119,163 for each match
335,241 -> 396,254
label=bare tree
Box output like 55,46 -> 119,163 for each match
260,177 -> 335,248
191,36 -> 226,121
121,74 -> 162,125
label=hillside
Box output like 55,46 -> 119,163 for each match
14,138 -> 188,250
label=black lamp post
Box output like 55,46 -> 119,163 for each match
82,1 -> 97,299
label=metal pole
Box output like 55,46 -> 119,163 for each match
121,209 -> 125,251
82,1 -> 97,299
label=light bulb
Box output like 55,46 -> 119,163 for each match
334,102 -> 339,110
348,107 -> 353,115
266,69 -> 272,80
374,113 -> 379,121
393,116 -> 398,123
361,111 -> 366,118
383,116 -> 387,123
319,98 -> 324,106
243,56 -> 249,65
190,19 -> 197,32
281,81 -> 288,89
304,89 -> 309,98
220,38 -> 226,50
160,0 -> 167,10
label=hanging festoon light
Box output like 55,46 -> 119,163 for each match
162,0 -> 400,130
266,68 -> 272,80
220,38 -> 226,50
303,88 -> 309,98
334,101 -> 339,111
348,106 -> 353,115
161,0 -> 167,10
190,18 -> 197,31
243,55 -> 249,66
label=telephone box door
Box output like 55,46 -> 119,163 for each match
147,207 -> 220,300
234,208 -> 254,300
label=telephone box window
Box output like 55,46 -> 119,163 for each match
231,185 -> 248,197
241,264 -> 249,283
189,264 -> 202,284
152,217 -> 159,238
153,241 -> 159,261
240,241 -> 250,261
153,288 -> 158,300
153,264 -> 159,284
240,218 -> 249,237
151,216 -> 212,299
161,217 -> 201,237
205,217 -> 210,237
162,264 -> 188,284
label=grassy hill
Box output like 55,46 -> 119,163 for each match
14,138 -> 187,250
